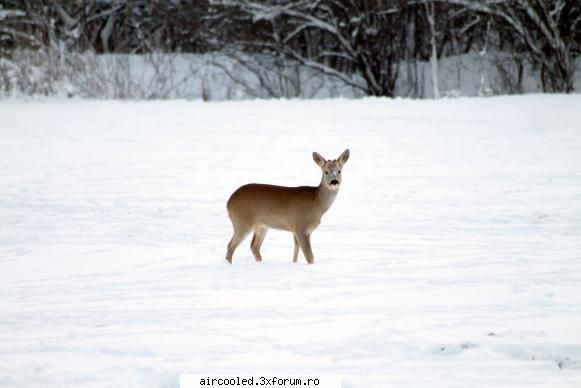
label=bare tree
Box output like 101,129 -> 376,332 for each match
439,0 -> 579,93
215,0 -> 414,97
0,0 -> 212,54
423,0 -> 440,98
3,0 -> 578,98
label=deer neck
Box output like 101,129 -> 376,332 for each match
316,181 -> 338,214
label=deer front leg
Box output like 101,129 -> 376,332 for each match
292,234 -> 300,262
295,232 -> 315,264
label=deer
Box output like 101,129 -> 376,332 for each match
225,149 -> 350,264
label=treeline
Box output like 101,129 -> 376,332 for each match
1,0 -> 579,97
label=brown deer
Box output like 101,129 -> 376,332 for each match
225,149 -> 350,264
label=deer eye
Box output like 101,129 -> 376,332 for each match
338,170 -> 341,174
325,171 -> 329,175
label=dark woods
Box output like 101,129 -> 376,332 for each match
1,0 -> 579,96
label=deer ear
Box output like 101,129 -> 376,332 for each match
338,149 -> 350,165
312,152 -> 326,167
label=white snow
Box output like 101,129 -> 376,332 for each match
1,95 -> 581,387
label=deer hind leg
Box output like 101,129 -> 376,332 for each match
226,222 -> 251,263
292,234 -> 300,263
250,225 -> 268,262
295,232 -> 315,264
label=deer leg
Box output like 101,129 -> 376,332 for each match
250,225 -> 268,262
295,232 -> 315,264
226,224 -> 251,263
292,234 -> 300,263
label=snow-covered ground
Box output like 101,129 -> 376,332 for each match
1,95 -> 581,387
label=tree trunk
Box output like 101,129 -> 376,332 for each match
425,1 -> 440,98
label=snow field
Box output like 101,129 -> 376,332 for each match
1,95 -> 581,387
